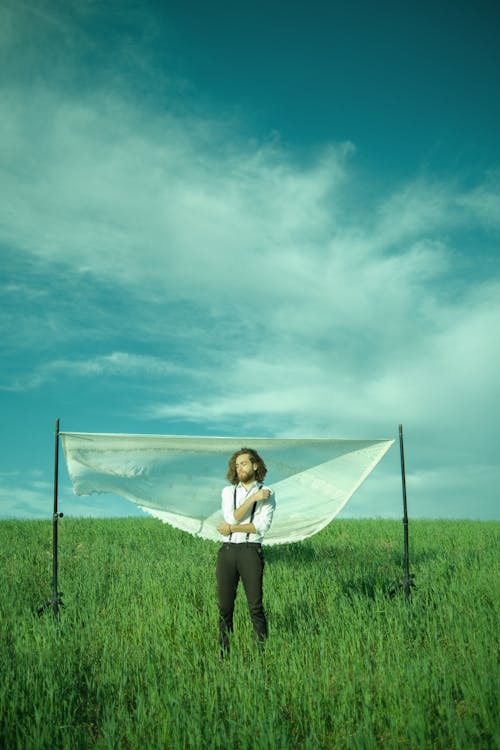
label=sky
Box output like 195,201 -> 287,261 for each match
1,0 -> 499,523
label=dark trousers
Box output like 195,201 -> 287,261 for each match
216,542 -> 267,651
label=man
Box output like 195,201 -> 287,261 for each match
216,447 -> 275,653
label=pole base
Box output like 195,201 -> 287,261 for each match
388,574 -> 416,599
36,592 -> 64,618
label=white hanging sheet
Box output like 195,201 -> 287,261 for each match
61,433 -> 394,545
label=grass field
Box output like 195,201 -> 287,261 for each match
0,517 -> 498,749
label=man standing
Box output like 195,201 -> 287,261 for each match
216,448 -> 275,653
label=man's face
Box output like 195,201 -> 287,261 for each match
235,454 -> 257,483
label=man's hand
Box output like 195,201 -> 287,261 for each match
217,521 -> 232,536
253,487 -> 272,502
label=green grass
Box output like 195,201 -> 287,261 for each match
0,518 -> 498,749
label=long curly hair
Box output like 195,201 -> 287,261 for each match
226,447 -> 268,484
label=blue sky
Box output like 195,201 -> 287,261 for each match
1,0 -> 499,522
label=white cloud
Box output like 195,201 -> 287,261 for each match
1,77 -> 497,322
374,179 -> 458,247
1,9 -> 500,520
456,178 -> 500,229
0,352 -> 186,391
2,82 -> 499,444
0,86 -> 355,307
0,475 -> 144,519
0,473 -> 52,519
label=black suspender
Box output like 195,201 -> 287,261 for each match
229,483 -> 261,541
229,485 -> 237,541
247,497 -> 258,542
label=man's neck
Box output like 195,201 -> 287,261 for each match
240,480 -> 257,491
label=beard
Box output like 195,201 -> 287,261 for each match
237,469 -> 255,483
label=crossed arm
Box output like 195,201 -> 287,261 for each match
217,488 -> 271,536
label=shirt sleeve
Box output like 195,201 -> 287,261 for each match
221,486 -> 237,525
253,491 -> 276,536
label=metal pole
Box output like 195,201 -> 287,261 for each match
399,424 -> 413,598
51,418 -> 62,615
37,418 -> 64,617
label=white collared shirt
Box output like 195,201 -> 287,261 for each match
221,482 -> 275,543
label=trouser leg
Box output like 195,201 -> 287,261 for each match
239,545 -> 268,643
216,545 -> 239,651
